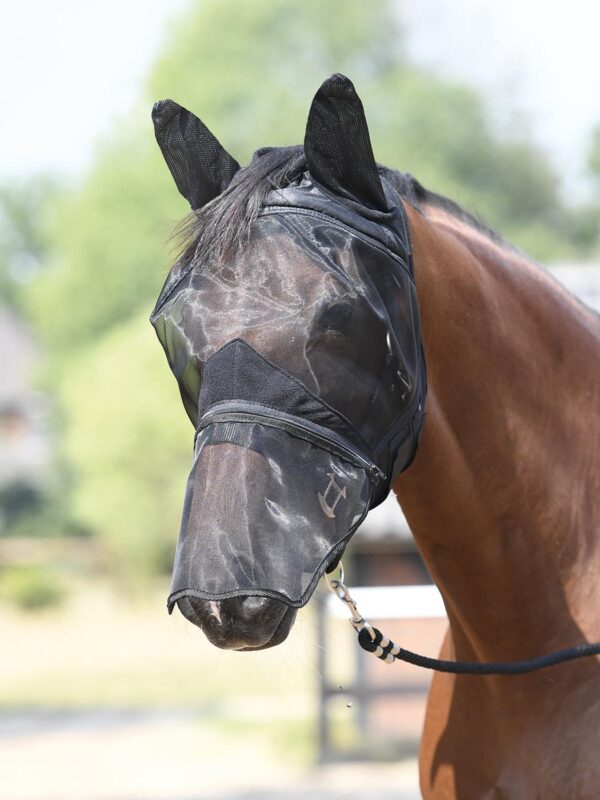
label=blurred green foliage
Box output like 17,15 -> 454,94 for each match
588,124 -> 600,179
58,312 -> 191,578
0,489 -> 85,539
0,565 -> 65,611
17,0 -> 600,583
26,139 -> 180,357
0,175 -> 60,309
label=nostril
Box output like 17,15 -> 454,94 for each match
239,595 -> 269,620
173,594 -> 294,650
176,596 -> 205,628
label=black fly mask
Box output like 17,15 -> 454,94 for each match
151,75 -> 426,618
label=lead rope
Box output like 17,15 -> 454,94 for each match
326,563 -> 600,675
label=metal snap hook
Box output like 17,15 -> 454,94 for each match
325,561 -> 345,589
325,561 -> 376,642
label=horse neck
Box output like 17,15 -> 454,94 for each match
394,203 -> 600,660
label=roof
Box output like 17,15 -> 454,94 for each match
548,263 -> 600,313
355,494 -> 412,543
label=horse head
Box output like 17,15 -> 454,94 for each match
150,75 -> 426,650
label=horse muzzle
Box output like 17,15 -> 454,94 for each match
165,339 -> 390,646
175,594 -> 297,650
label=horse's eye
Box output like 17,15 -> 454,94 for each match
319,302 -> 353,332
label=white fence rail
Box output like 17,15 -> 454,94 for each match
327,584 -> 446,620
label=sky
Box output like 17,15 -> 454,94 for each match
0,0 -> 188,180
1,0 -> 599,201
402,0 -> 600,199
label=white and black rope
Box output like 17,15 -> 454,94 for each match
327,566 -> 600,676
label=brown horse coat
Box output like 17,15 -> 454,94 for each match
395,203 -> 600,799
151,78 -> 599,797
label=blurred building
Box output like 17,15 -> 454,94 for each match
0,304 -> 51,529
549,263 -> 600,313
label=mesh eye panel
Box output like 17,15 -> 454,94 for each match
151,209 -> 423,473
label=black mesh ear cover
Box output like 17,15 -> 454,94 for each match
304,74 -> 388,212
152,99 -> 240,209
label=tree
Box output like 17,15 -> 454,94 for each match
60,311 -> 191,578
28,0 -> 577,360
588,124 -> 600,181
24,0 -> 595,580
0,176 -> 59,309
563,125 -> 600,255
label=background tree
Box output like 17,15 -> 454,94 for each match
23,0 -> 599,581
0,176 -> 59,309
588,124 -> 600,180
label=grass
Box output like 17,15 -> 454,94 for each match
0,578 -> 429,784
0,579 -> 365,770
0,578 -> 355,710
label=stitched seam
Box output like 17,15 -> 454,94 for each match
259,206 -> 414,282
201,338 -> 374,456
167,505 -> 369,609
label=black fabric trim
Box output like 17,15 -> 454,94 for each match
258,206 -> 413,283
262,180 -> 411,264
199,338 -> 374,460
151,177 -> 414,319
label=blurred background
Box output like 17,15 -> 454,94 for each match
1,1 -> 599,798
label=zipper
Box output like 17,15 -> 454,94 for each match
196,400 -> 385,485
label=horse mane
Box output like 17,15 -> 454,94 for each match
382,170 -> 511,250
175,145 -> 510,264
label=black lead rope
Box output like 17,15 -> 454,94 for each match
326,566 -> 600,676
356,626 -> 600,675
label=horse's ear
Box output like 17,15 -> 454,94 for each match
304,74 -> 387,212
152,99 -> 240,210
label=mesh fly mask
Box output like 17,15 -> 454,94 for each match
150,74 -> 427,613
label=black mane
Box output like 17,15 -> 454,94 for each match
176,146 -> 507,263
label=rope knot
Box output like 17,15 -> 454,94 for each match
358,626 -> 381,653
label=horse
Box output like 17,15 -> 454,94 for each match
150,75 -> 600,798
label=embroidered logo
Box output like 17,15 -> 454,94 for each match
318,472 -> 347,518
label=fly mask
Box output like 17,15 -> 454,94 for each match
150,74 -> 427,619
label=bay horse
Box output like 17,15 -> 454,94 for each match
150,75 -> 600,798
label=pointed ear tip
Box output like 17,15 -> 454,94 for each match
151,99 -> 180,126
319,73 -> 357,98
